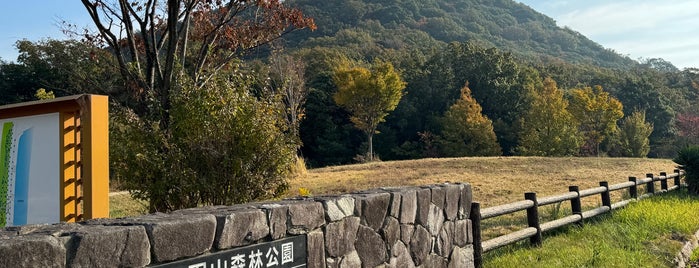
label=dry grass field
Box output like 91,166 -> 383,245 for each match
111,156 -> 677,218
287,156 -> 677,208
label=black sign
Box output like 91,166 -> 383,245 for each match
152,235 -> 307,268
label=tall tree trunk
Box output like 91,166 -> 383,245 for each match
368,133 -> 373,162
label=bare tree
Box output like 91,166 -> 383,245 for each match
79,0 -> 315,129
268,47 -> 307,152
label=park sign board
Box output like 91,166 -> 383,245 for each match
151,235 -> 307,268
0,95 -> 109,226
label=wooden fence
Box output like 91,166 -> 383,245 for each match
468,169 -> 685,267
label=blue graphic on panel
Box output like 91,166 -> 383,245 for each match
13,128 -> 31,225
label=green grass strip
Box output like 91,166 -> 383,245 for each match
485,190 -> 699,268
0,122 -> 13,227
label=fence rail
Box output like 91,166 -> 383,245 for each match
469,169 -> 685,268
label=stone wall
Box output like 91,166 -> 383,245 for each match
0,183 -> 474,268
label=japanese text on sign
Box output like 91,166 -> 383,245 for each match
151,235 -> 306,268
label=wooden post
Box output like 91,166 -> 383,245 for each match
569,186 -> 582,226
646,173 -> 655,194
599,181 -> 611,208
525,192 -> 542,247
470,202 -> 483,268
674,169 -> 681,187
660,172 -> 668,191
629,177 -> 638,199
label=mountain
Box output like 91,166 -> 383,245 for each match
285,0 -> 638,69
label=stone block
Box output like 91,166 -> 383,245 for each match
358,193 -> 391,232
325,216 -> 360,257
430,186 -> 446,209
216,208 -> 269,249
399,190 -> 417,224
427,203 -> 444,236
444,184 -> 461,221
0,235 -> 66,267
340,251 -> 361,268
454,220 -> 472,247
419,254 -> 447,268
409,225 -> 431,266
66,225 -> 150,267
320,196 -> 356,222
448,245 -> 474,268
436,221 -> 454,257
459,184 -> 473,219
381,217 -> 400,252
107,213 -> 217,263
288,201 -> 326,234
262,204 -> 288,240
388,241 -> 415,268
415,188 -> 431,226
400,224 -> 414,245
355,225 -> 387,268
307,230 -> 326,268
389,192 -> 402,218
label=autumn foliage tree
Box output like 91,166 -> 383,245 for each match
568,85 -> 624,156
517,77 -> 581,156
333,59 -> 406,161
677,113 -> 699,145
80,0 -> 315,212
80,0 -> 315,129
439,83 -> 501,157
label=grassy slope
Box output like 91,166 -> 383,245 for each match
485,190 -> 699,267
288,157 -> 677,207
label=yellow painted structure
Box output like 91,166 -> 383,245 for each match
0,95 -> 109,222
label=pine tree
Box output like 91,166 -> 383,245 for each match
439,83 -> 501,157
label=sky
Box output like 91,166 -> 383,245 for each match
1,1 -> 699,69
517,0 -> 699,69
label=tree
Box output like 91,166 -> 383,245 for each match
333,59 -> 406,161
674,146 -> 699,195
676,113 -> 699,145
80,0 -> 315,212
613,110 -> 653,157
439,83 -> 501,157
517,77 -> 581,156
79,0 -> 315,130
268,48 -> 308,154
568,85 -> 624,156
296,47 -> 364,167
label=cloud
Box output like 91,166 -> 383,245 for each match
520,0 -> 699,68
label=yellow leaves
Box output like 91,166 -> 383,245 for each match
298,187 -> 311,197
332,59 -> 406,135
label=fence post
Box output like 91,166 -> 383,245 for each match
525,192 -> 542,247
470,202 -> 483,268
569,186 -> 582,226
674,169 -> 681,188
660,172 -> 668,191
599,181 -> 611,208
646,173 -> 655,195
629,177 -> 638,199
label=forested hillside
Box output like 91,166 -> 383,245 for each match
1,0 -> 699,171
283,0 -> 699,166
285,0 -> 637,69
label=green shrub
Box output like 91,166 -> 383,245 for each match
674,146 -> 699,194
110,72 -> 296,212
